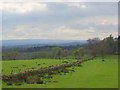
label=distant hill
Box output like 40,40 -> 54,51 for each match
2,39 -> 87,47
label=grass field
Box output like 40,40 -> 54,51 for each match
2,55 -> 118,88
2,59 -> 77,75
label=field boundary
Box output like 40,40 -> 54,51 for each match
2,56 -> 96,82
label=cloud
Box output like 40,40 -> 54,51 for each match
2,23 -> 117,40
2,2 -> 118,40
52,26 -> 95,35
68,16 -> 118,26
3,25 -> 44,40
1,2 -> 47,13
81,5 -> 86,8
2,0 -> 119,2
2,25 -> 96,40
65,3 -> 86,8
50,26 -> 96,40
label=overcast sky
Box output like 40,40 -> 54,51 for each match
2,2 -> 118,40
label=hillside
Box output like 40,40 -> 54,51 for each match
2,39 -> 87,47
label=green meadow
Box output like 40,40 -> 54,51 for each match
2,55 -> 118,88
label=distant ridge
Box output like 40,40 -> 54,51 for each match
2,39 -> 87,46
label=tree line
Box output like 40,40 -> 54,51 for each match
2,34 -> 119,60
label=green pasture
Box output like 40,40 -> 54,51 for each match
2,55 -> 91,75
2,59 -> 77,75
2,55 -> 118,88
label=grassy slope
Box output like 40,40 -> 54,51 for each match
2,59 -> 77,75
2,55 -> 118,88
